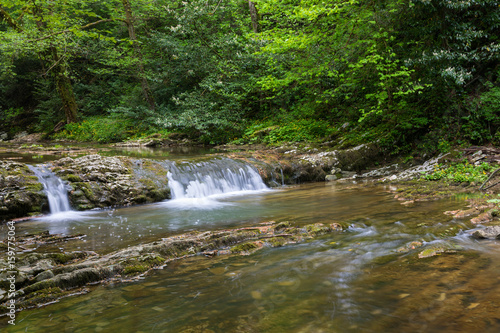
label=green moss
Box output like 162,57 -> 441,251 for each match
76,182 -> 97,202
274,221 -> 291,231
134,194 -> 148,203
50,252 -> 87,264
63,174 -> 82,182
122,255 -> 165,275
123,264 -> 149,275
24,280 -> 57,294
304,223 -> 332,236
142,160 -> 169,177
26,287 -> 62,299
24,287 -> 63,306
266,237 -> 288,247
231,242 -> 259,253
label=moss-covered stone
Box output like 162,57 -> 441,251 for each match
122,255 -> 165,275
0,160 -> 47,220
24,287 -> 64,306
304,223 -> 334,236
50,252 -> 88,265
231,242 -> 259,253
0,221 -> 342,310
274,221 -> 291,231
63,174 -> 82,182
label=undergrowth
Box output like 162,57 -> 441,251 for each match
423,161 -> 494,183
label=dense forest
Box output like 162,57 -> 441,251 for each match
0,0 -> 499,154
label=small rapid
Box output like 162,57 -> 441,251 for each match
28,164 -> 71,214
164,158 -> 269,201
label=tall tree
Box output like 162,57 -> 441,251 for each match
0,1 -> 118,124
248,1 -> 259,33
120,0 -> 155,110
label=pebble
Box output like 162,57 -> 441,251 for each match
152,306 -> 165,312
467,303 -> 480,309
251,291 -> 262,300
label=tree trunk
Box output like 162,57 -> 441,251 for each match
50,48 -> 78,123
56,73 -> 78,124
248,1 -> 259,33
121,0 -> 155,110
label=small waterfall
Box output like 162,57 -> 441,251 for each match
164,158 -> 268,199
28,165 -> 71,214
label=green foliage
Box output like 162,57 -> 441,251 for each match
460,80 -> 500,144
424,162 -> 494,183
0,0 -> 499,149
53,116 -> 136,143
235,118 -> 334,144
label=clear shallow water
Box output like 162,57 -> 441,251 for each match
2,183 -> 500,332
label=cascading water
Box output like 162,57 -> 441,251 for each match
163,158 -> 268,200
28,164 -> 71,214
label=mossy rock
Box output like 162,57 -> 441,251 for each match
231,242 -> 259,254
265,237 -> 289,247
123,264 -> 150,275
50,252 -> 88,265
121,255 -> 165,275
63,174 -> 82,182
304,223 -> 333,236
23,287 -> 64,306
274,221 -> 291,231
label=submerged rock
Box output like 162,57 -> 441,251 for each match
0,222 -> 342,312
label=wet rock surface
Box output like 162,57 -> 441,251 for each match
0,222 -> 341,312
0,160 -> 46,220
0,155 -> 171,218
471,226 -> 500,239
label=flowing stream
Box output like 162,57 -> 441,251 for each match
27,164 -> 71,214
2,156 -> 500,332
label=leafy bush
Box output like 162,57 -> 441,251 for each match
424,162 -> 494,183
53,116 -> 136,143
460,81 -> 500,144
235,119 -> 334,144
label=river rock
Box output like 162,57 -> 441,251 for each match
0,160 -> 46,220
471,226 -> 500,239
35,269 -> 55,282
0,154 -> 172,219
51,154 -> 171,210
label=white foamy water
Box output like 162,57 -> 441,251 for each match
163,158 -> 270,209
28,164 -> 72,214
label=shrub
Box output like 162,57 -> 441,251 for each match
235,119 -> 334,144
424,162 -> 494,183
53,116 -> 136,143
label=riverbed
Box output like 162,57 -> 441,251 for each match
1,148 -> 500,332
